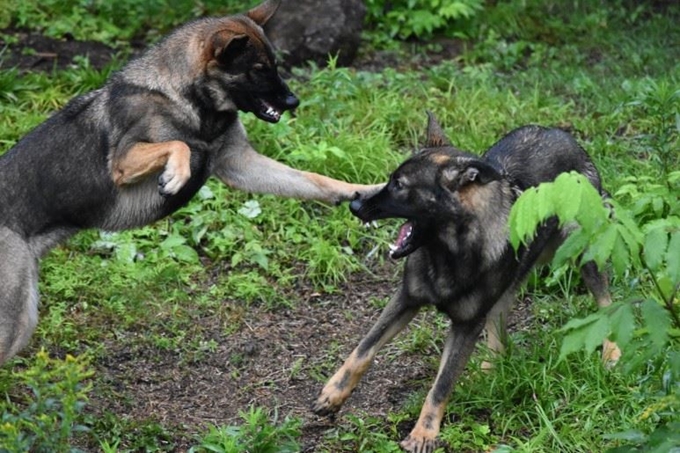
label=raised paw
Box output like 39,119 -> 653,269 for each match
400,434 -> 439,453
158,160 -> 191,197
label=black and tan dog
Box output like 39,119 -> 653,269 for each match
0,0 -> 381,365
313,113 -> 621,453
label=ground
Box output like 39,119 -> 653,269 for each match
1,30 -> 531,452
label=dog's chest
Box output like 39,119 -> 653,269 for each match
406,251 -> 496,322
103,150 -> 214,231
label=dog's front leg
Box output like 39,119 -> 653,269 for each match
313,290 -> 419,415
112,141 -> 191,196
401,319 -> 484,453
214,143 -> 383,204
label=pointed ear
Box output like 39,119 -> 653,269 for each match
462,161 -> 502,185
441,160 -> 502,189
247,0 -> 281,26
425,111 -> 451,148
210,31 -> 249,65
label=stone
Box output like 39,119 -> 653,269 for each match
265,0 -> 366,67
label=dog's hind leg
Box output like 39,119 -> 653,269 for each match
481,289 -> 514,371
313,289 -> 419,416
580,260 -> 621,365
401,319 -> 485,453
0,228 -> 39,365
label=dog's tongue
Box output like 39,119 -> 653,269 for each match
396,222 -> 412,248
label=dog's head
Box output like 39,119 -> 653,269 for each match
350,113 -> 504,259
202,0 -> 298,122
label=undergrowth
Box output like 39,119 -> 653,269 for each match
0,0 -> 678,452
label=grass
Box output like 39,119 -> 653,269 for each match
1,0 -> 679,451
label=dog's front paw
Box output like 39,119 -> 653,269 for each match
158,162 -> 191,197
312,386 -> 346,417
400,434 -> 439,453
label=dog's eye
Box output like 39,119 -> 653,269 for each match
392,179 -> 404,191
252,63 -> 268,72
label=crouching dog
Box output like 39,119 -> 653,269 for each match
0,0 -> 381,366
313,113 -> 621,453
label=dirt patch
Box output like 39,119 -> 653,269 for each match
84,263 -> 534,452
0,28 -> 528,452
0,29 -> 119,71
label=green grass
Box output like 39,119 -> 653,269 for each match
1,0 -> 679,452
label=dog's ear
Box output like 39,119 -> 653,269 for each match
210,31 -> 249,65
247,0 -> 281,26
462,162 -> 502,185
425,111 -> 452,148
441,160 -> 502,190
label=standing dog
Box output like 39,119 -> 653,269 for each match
0,0 -> 380,365
313,113 -> 621,453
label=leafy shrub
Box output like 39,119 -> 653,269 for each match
0,351 -> 93,452
508,82 -> 680,450
2,0 -> 254,44
364,0 -> 483,40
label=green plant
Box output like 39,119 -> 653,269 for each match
189,406 -> 301,453
334,414 -> 402,452
509,172 -> 679,450
0,351 -> 93,452
364,0 -> 483,40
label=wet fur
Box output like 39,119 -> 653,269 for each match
313,114 -> 621,453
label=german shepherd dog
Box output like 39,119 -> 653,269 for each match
0,0 -> 380,365
313,113 -> 621,453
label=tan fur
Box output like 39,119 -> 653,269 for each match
112,141 -> 191,188
430,153 -> 451,165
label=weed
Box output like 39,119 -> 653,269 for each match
189,406 -> 301,453
0,351 -> 93,452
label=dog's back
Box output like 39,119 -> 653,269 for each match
484,125 -> 603,193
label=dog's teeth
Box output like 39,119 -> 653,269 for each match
388,244 -> 398,252
363,222 -> 370,228
371,221 -> 379,228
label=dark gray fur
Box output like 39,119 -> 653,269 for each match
314,114 -> 619,453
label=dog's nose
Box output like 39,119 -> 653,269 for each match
284,93 -> 299,109
349,198 -> 364,216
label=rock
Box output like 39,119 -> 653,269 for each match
265,0 -> 366,68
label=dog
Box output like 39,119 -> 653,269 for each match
313,113 -> 621,453
0,0 -> 381,365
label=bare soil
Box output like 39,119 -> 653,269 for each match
0,30 -> 528,452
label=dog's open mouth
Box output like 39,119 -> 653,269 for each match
388,220 -> 419,259
256,98 -> 282,123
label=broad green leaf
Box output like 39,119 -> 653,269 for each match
536,183 -> 555,221
667,231 -> 680,284
603,430 -> 646,442
584,315 -> 610,354
559,330 -> 586,362
644,226 -> 668,271
172,244 -> 199,263
608,302 -> 636,348
615,223 -> 642,267
592,223 -> 619,269
509,187 -> 539,249
553,229 -> 589,266
640,299 -> 670,349
554,172 -> 584,224
610,233 -> 630,277
559,311 -> 600,332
